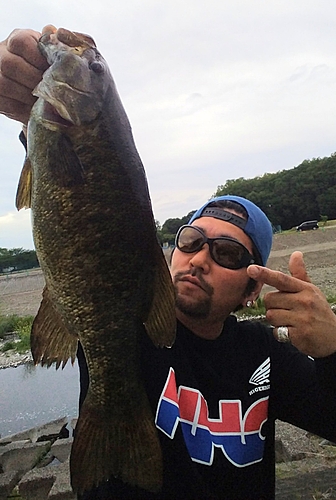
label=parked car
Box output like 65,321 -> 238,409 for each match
296,220 -> 319,231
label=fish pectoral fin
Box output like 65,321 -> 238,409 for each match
16,157 -> 32,210
31,286 -> 78,369
57,134 -> 86,186
144,244 -> 176,348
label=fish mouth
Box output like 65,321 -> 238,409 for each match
41,100 -> 74,127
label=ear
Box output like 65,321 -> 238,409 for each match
244,280 -> 264,306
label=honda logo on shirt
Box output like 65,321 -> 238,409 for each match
155,368 -> 269,467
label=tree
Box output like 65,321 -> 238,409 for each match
213,154 -> 336,230
0,248 -> 39,273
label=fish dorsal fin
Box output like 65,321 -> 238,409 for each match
57,28 -> 97,49
16,158 -> 32,210
31,286 -> 79,369
144,244 -> 176,348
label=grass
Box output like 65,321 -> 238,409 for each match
0,314 -> 19,337
0,314 -> 33,353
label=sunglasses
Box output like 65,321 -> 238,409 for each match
175,225 -> 255,270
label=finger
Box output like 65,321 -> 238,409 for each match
42,25 -> 57,35
0,48 -> 46,91
288,251 -> 311,283
264,294 -> 295,330
6,29 -> 48,71
247,265 -> 306,293
0,72 -> 38,104
273,326 -> 292,344
0,95 -> 33,124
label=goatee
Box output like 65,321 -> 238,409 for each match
173,269 -> 213,319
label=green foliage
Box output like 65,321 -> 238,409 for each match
0,314 -> 33,353
237,297 -> 267,318
14,316 -> 33,353
326,293 -> 336,305
213,154 -> 336,230
0,315 -> 19,338
1,341 -> 15,352
0,247 -> 39,274
237,295 -> 336,320
155,152 -> 336,237
15,332 -> 31,353
157,210 -> 196,245
320,215 -> 328,226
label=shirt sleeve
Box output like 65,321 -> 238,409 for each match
19,130 -> 27,150
77,342 -> 89,411
270,334 -> 336,442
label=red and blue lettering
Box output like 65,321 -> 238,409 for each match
155,367 -> 269,466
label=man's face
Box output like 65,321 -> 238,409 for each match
170,215 -> 258,324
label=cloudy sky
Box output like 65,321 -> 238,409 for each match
1,0 -> 336,249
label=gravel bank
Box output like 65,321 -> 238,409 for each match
0,347 -> 32,369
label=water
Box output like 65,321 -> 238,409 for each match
0,361 -> 80,438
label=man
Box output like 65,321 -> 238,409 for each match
1,27 -> 336,500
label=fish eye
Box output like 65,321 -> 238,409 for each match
90,61 -> 104,74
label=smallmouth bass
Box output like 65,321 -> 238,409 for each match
16,27 -> 176,495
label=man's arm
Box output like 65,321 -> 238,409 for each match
0,27 -> 50,124
247,251 -> 336,358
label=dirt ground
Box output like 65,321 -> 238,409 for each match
2,224 -> 334,318
265,224 -> 336,298
0,268 -> 44,317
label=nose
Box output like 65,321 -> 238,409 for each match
188,243 -> 211,273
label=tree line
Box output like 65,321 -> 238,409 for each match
0,248 -> 39,274
157,153 -> 336,243
3,153 -> 336,255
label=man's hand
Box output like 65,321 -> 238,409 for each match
247,251 -> 336,357
0,27 -> 50,124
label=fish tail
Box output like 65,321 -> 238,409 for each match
70,392 -> 162,495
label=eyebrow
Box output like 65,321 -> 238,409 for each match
193,225 -> 241,243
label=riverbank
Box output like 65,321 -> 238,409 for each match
0,417 -> 76,500
0,334 -> 32,369
0,348 -> 32,369
0,416 -> 335,499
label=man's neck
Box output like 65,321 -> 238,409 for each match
176,310 -> 226,340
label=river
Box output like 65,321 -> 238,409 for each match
0,361 -> 79,438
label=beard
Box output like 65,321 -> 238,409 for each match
173,269 -> 214,319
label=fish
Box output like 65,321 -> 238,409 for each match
15,27 -> 176,495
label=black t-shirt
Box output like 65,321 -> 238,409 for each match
78,315 -> 336,500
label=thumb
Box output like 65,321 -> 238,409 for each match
288,251 -> 311,283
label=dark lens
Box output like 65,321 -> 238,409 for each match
212,239 -> 247,269
177,226 -> 205,253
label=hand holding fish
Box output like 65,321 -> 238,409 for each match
0,26 -> 51,124
247,251 -> 336,358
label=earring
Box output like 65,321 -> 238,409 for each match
246,300 -> 253,308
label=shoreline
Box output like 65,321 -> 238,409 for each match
0,348 -> 33,369
0,304 -> 336,370
0,314 -> 263,370
1,306 -> 335,370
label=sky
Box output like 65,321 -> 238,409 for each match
2,0 -> 336,249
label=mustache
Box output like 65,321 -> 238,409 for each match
174,269 -> 214,296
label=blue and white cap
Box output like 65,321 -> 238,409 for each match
188,195 -> 273,266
